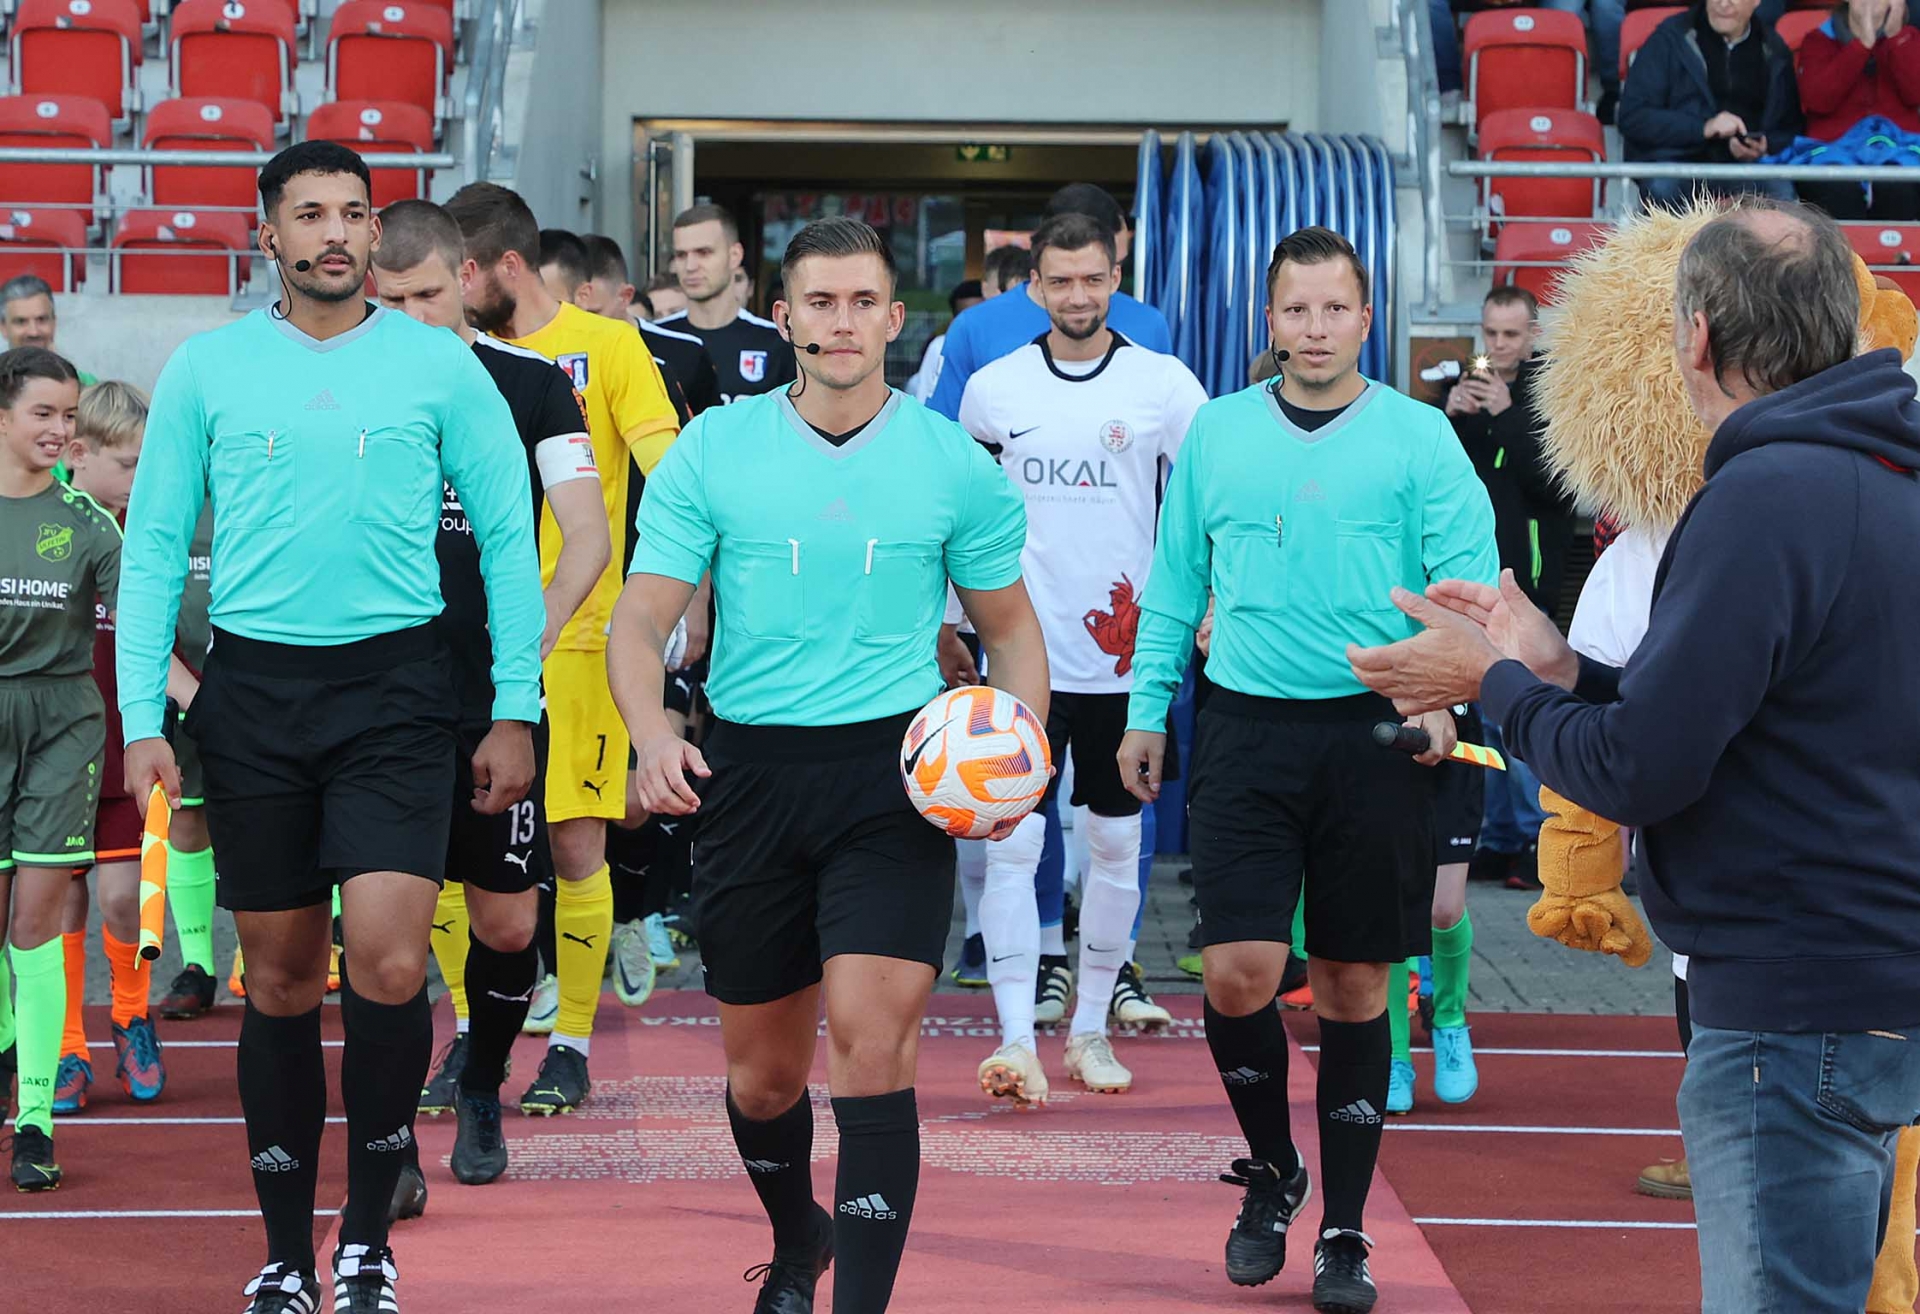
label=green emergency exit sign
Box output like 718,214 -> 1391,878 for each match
956,144 -> 1012,164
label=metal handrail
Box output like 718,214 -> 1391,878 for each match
462,0 -> 518,183
0,148 -> 450,168
1398,0 -> 1447,315
1455,160 -> 1920,182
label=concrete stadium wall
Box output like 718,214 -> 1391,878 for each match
53,295 -> 239,393
512,0 -> 605,233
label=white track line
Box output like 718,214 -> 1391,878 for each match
1388,1123 -> 1679,1136
83,1041 -> 344,1049
1298,1046 -> 1679,1059
1414,1217 -> 1697,1230
7,1117 -> 345,1127
0,1208 -> 339,1220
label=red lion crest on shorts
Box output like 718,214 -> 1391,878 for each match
1083,575 -> 1141,676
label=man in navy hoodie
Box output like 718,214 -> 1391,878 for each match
1349,199 -> 1920,1312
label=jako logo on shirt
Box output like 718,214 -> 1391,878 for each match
557,353 -> 590,391
35,523 -> 72,562
739,350 -> 768,384
1017,457 -> 1118,489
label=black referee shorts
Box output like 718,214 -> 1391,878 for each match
690,711 -> 955,1006
1433,705 -> 1486,866
1187,690 -> 1437,964
446,717 -> 552,895
185,623 -> 457,913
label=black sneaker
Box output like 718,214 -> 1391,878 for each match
1312,1228 -> 1377,1313
332,1243 -> 399,1314
450,1085 -> 508,1185
1466,846 -> 1516,884
1219,1157 -> 1311,1286
519,1044 -> 590,1116
745,1203 -> 834,1314
158,963 -> 218,1019
417,1034 -> 469,1117
242,1263 -> 323,1314
7,1125 -> 60,1192
387,1156 -> 427,1224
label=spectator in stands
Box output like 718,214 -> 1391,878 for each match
1795,1 -> 1920,219
1442,285 -> 1566,888
1619,0 -> 1802,208
0,276 -> 95,385
907,279 -> 985,402
639,273 -> 687,321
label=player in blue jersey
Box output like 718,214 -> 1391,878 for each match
610,217 -> 1049,1314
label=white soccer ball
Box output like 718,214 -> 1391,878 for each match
900,686 -> 1052,840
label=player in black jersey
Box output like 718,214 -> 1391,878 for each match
369,200 -> 612,1204
659,203 -> 796,401
578,233 -> 722,421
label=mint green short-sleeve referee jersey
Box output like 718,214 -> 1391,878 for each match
632,390 -> 1026,727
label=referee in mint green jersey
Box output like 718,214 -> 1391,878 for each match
116,143 -> 546,1314
608,217 -> 1049,1314
1116,227 -> 1496,1313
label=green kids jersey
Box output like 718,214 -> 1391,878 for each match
0,481 -> 121,679
632,390 -> 1027,727
1128,380 -> 1498,730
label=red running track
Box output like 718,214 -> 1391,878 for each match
0,998 -> 1835,1313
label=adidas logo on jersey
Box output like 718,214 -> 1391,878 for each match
365,1126 -> 414,1153
1220,1066 -> 1269,1086
304,389 -> 341,411
1329,1100 -> 1382,1125
838,1193 -> 898,1220
741,1158 -> 788,1174
251,1145 -> 299,1173
1295,480 -> 1326,502
818,498 -> 853,522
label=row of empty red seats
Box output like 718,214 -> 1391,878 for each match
1,203 -> 251,293
8,0 -> 454,134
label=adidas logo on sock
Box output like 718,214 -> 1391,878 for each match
1221,1066 -> 1269,1086
365,1126 -> 414,1153
251,1145 -> 299,1173
1329,1099 -> 1382,1125
838,1193 -> 898,1221
304,389 -> 341,411
741,1158 -> 788,1174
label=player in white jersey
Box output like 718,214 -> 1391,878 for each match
957,212 -> 1208,1103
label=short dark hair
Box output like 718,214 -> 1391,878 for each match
583,234 -> 628,285
259,141 -> 371,219
1675,198 -> 1857,396
1484,284 -> 1539,320
947,279 -> 983,314
982,244 -> 1032,293
1266,226 -> 1371,304
0,274 -> 54,313
1043,182 -> 1130,236
372,199 -> 465,275
1031,212 -> 1118,271
0,346 -> 78,409
672,203 -> 740,246
779,217 -> 897,293
444,181 -> 540,268
538,228 -> 590,292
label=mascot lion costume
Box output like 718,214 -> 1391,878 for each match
1530,197 -> 1920,1314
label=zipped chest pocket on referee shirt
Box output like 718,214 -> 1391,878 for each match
351,425 -> 442,528
210,428 -> 295,530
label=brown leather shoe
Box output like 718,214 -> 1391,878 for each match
1636,1157 -> 1692,1200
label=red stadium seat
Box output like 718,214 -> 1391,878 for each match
1464,8 -> 1588,136
1774,10 -> 1830,52
170,0 -> 298,133
1620,7 -> 1683,86
9,0 -> 145,129
1492,221 -> 1608,305
327,2 -> 455,130
1478,108 -> 1606,238
305,100 -> 433,206
111,208 -> 252,294
0,95 -> 110,225
0,207 -> 87,290
1846,223 -> 1920,303
143,97 -> 275,215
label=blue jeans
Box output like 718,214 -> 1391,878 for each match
1680,1024 -> 1920,1312
1479,717 -> 1547,852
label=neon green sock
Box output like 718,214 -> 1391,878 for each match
1432,910 -> 1474,1031
10,939 -> 66,1134
1290,894 -> 1307,961
1388,957 -> 1412,1063
166,844 -> 217,974
331,885 -> 343,921
0,947 -> 14,1051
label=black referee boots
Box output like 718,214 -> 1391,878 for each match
1220,1157 -> 1312,1286
746,1203 -> 834,1314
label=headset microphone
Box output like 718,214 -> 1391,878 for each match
292,259 -> 313,272
801,341 -> 821,355
1274,349 -> 1290,362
